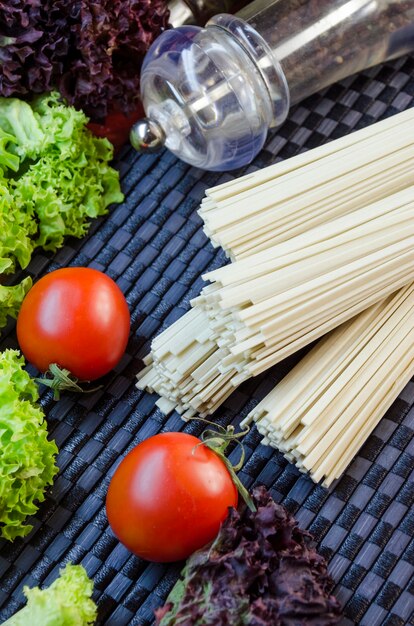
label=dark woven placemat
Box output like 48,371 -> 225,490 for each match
0,54 -> 414,626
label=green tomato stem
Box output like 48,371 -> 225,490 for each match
35,363 -> 102,400
195,420 -> 257,513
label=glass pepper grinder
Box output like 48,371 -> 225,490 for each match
131,0 -> 414,171
168,0 -> 249,26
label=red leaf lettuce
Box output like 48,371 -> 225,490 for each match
0,0 -> 169,121
155,486 -> 342,626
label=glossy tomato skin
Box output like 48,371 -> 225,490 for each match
16,267 -> 130,381
106,432 -> 238,562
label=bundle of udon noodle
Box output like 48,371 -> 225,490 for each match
137,107 -> 414,482
242,284 -> 414,486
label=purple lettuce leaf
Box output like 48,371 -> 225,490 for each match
0,0 -> 169,121
0,0 -> 75,97
155,486 -> 342,626
60,0 -> 170,120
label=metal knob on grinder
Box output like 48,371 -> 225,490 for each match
130,118 -> 165,153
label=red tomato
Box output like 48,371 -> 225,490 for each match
16,267 -> 130,381
106,432 -> 238,562
87,104 -> 144,150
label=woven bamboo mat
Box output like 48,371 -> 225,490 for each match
0,55 -> 413,626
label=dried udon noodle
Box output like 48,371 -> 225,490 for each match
200,107 -> 414,260
137,108 -> 414,483
242,284 -> 414,486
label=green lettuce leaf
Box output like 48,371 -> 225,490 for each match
0,181 -> 36,273
0,350 -> 58,540
0,127 -> 19,173
0,91 -> 124,330
0,97 -> 45,159
0,279 -> 32,329
2,564 -> 97,626
6,92 -> 124,252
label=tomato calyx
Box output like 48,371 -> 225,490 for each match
36,363 -> 102,400
197,421 -> 257,513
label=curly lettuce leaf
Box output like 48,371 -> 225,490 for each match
0,181 -> 36,273
32,92 -> 92,152
156,487 -> 342,626
0,0 -> 170,122
0,178 -> 35,329
0,0 -> 73,99
0,97 -> 45,159
0,92 -> 123,331
5,92 -> 124,251
60,0 -> 170,120
0,279 -> 32,328
0,350 -> 58,540
0,127 -> 19,173
2,564 -> 97,626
